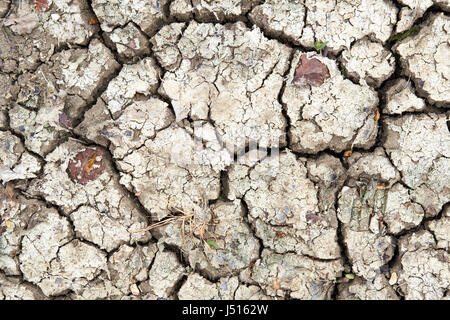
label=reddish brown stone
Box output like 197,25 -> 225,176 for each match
293,54 -> 330,87
68,147 -> 104,185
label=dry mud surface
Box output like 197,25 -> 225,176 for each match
0,0 -> 449,300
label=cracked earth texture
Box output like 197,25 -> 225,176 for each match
0,0 -> 449,300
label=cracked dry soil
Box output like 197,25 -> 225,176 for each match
0,0 -> 449,300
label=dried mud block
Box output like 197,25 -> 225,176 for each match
396,0 -> 450,33
26,140 -> 151,244
337,274 -> 399,300
346,147 -> 401,187
227,151 -> 341,259
10,40 -> 119,156
107,244 -> 157,295
426,217 -> 450,251
0,73 -> 18,112
92,0 -> 170,36
154,200 -> 259,279
139,249 -> 185,299
0,273 -> 47,300
150,23 -> 186,72
170,0 -> 260,22
242,250 -> 343,299
155,21 -> 291,151
339,146 -> 426,235
17,208 -> 76,296
178,273 -> 220,300
283,51 -> 379,154
33,240 -> 108,297
73,99 -> 112,148
295,0 -> 397,52
115,124 -> 222,221
383,78 -> 426,114
342,229 -> 395,280
340,39 -> 396,87
249,0 -> 306,45
0,131 -> 41,183
383,114 -> 450,217
103,23 -> 150,63
394,14 -> 450,107
101,58 -> 161,119
0,2 -> 9,17
1,0 -> 99,73
102,98 -> 174,159
0,196 -> 57,276
393,231 -> 450,299
69,273 -> 123,300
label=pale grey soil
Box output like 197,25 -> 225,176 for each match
0,0 -> 449,300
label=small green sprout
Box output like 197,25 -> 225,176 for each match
206,239 -> 219,250
388,26 -> 420,42
345,273 -> 356,280
313,41 -> 328,52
